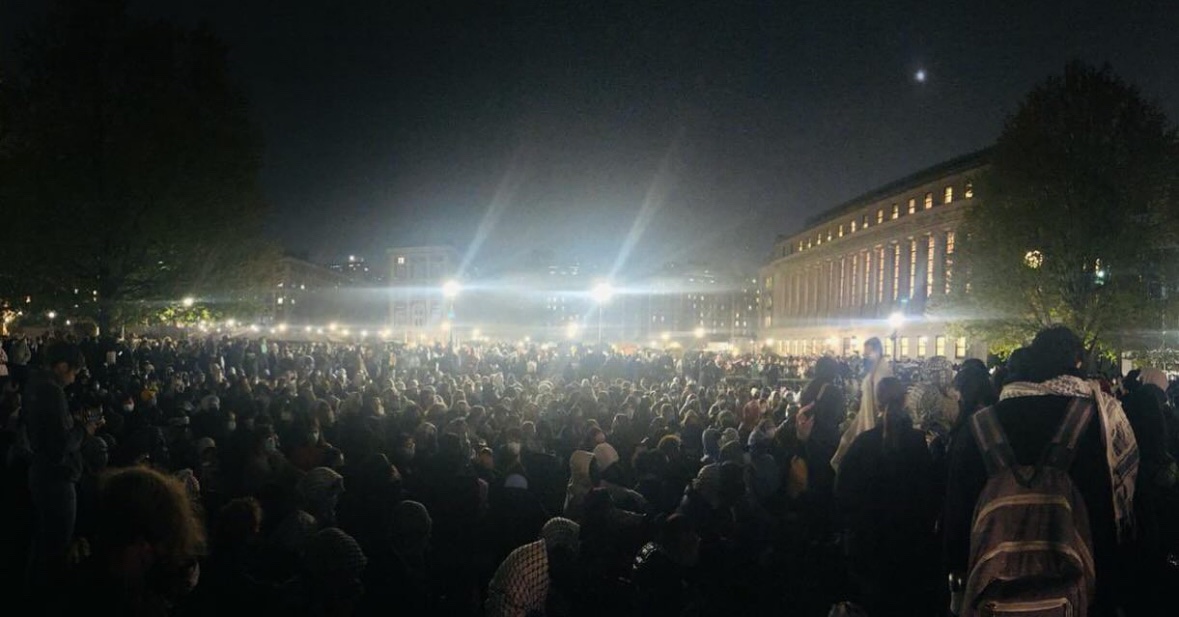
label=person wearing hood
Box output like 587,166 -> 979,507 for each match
563,450 -> 596,520
700,428 -> 721,466
593,442 -> 649,515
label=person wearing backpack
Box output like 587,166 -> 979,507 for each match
944,326 -> 1139,617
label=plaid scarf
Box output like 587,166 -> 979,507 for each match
1000,375 -> 1140,543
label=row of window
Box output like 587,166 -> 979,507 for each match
776,231 -> 956,317
786,182 -> 972,256
778,335 -> 968,359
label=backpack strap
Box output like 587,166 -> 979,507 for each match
1044,396 -> 1095,471
970,406 -> 1016,477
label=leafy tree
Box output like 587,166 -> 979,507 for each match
942,62 -> 1179,359
0,0 -> 278,334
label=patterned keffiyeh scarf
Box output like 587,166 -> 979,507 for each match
1000,375 -> 1140,543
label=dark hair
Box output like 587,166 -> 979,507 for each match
864,337 -> 884,357
1027,326 -> 1085,383
876,377 -> 910,454
45,341 -> 85,370
954,365 -> 996,430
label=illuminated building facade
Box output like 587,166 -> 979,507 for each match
759,150 -> 989,359
388,245 -> 460,340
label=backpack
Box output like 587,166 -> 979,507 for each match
962,397 -> 1097,617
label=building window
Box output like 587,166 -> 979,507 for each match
944,186 -> 954,204
817,233 -> 823,245
918,336 -> 928,358
839,257 -> 846,308
892,243 -> 901,301
926,234 -> 936,298
852,254 -> 860,307
827,229 -> 834,241
965,182 -> 974,199
909,239 -> 918,299
900,337 -> 911,358
396,256 -> 406,265
935,335 -> 947,357
876,209 -> 884,224
908,198 -> 917,214
838,224 -> 844,238
862,251 -> 871,305
944,231 -> 955,294
876,247 -> 885,303
955,337 -> 968,358
924,192 -> 933,209
891,203 -> 899,219
850,220 -> 857,233
884,337 -> 895,358
862,214 -> 869,229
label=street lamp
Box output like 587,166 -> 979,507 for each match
888,311 -> 905,361
694,326 -> 706,340
47,310 -> 57,335
182,296 -> 195,308
591,281 -> 614,345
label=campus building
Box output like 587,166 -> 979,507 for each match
760,150 -> 990,360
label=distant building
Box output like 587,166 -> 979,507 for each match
759,150 -> 989,359
326,255 -> 381,283
388,245 -> 460,340
274,256 -> 354,324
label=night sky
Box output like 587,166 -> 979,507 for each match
6,1 -> 1179,275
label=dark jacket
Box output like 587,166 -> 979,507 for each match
944,394 -> 1120,614
24,369 -> 83,484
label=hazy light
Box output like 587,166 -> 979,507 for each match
1024,250 -> 1043,269
524,336 -> 531,342
472,328 -> 482,338
250,324 -> 260,332
442,279 -> 462,299
226,319 -> 236,328
915,69 -> 927,82
440,320 -> 451,331
826,336 -> 839,349
328,322 -> 338,332
888,311 -> 906,330
591,281 -> 615,304
360,330 -> 369,337
269,327 -> 276,334
340,328 -> 350,336
182,296 -> 195,308
380,329 -> 391,338
661,331 -> 670,341
694,327 -> 705,339
566,323 -> 580,340
765,338 -> 775,346
277,323 -> 288,332
316,328 -> 324,335
47,310 -> 57,320
304,325 -> 312,333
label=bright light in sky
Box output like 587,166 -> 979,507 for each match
915,69 -> 927,83
442,279 -> 462,299
591,281 -> 614,304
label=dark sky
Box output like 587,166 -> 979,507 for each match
8,1 -> 1179,275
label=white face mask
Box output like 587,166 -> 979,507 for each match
123,404 -> 135,413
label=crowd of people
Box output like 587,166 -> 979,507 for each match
1,326 -> 1177,616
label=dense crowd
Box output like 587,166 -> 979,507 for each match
1,327 -> 1177,616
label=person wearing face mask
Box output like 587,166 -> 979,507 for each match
831,337 -> 893,471
241,426 -> 285,497
289,417 -> 330,472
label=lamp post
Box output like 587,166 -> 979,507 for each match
47,310 -> 57,336
442,279 -> 462,348
591,281 -> 614,346
888,311 -> 905,362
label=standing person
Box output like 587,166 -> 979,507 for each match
24,341 -> 89,589
836,377 -> 938,616
831,337 -> 892,470
944,326 -> 1139,617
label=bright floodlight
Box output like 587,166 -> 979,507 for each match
442,279 -> 462,299
304,325 -> 312,333
694,326 -> 705,339
47,310 -> 57,320
226,319 -> 236,328
182,296 -> 195,308
888,311 -> 905,330
277,323 -> 288,332
328,322 -> 338,332
566,323 -> 580,340
340,328 -> 350,336
380,329 -> 391,338
360,330 -> 368,338
661,331 -> 670,341
472,328 -> 482,338
591,281 -> 615,304
765,338 -> 775,346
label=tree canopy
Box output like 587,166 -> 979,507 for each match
943,62 -> 1179,357
0,0 -> 277,333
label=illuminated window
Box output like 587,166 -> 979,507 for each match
944,231 -> 955,294
838,224 -> 845,238
817,233 -> 823,245
862,251 -> 871,305
799,241 -> 804,252
891,203 -> 899,219
892,243 -> 901,301
851,254 -> 859,307
850,220 -> 857,233
807,239 -> 812,248
918,336 -> 928,358
935,335 -> 947,357
944,186 -> 954,203
396,256 -> 406,265
862,214 -> 870,229
827,229 -> 834,241
924,192 -> 933,209
955,337 -> 968,358
900,337 -> 911,358
838,257 -> 846,308
965,182 -> 974,199
926,234 -> 935,298
908,198 -> 916,214
876,247 -> 885,303
876,209 -> 884,224
909,239 -> 918,298
884,337 -> 894,358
